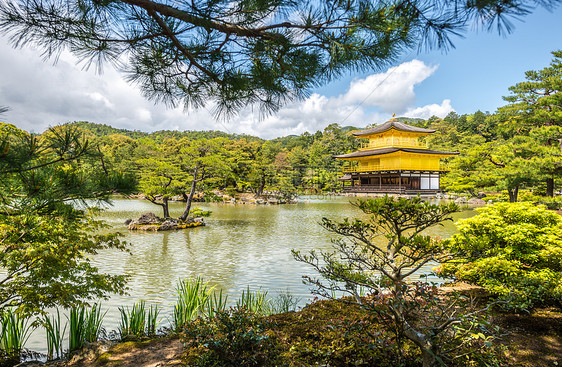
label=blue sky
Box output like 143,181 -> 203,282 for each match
316,5 -> 562,118
1,4 -> 561,138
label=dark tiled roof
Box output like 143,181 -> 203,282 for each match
353,120 -> 435,136
334,147 -> 458,159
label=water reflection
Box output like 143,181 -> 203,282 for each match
26,196 -> 476,352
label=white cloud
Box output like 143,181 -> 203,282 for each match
404,99 -> 454,119
0,35 -> 452,139
342,60 -> 438,113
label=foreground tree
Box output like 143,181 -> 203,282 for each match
294,197 -> 500,366
440,202 -> 562,310
0,123 -> 132,314
0,0 -> 554,115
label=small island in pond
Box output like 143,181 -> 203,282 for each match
126,212 -> 205,231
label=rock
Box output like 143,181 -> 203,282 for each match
159,219 -> 179,231
467,198 -> 486,205
454,197 -> 468,204
267,198 -> 279,205
129,212 -> 163,226
124,218 -> 132,225
128,213 -> 205,231
256,198 -> 265,205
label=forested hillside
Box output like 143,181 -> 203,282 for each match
6,51 -> 562,207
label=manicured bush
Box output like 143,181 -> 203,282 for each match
441,202 -> 562,309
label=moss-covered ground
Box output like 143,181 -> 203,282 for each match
53,298 -> 561,367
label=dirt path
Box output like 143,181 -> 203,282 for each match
58,338 -> 184,367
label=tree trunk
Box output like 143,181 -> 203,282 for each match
180,169 -> 199,221
508,185 -> 519,202
546,177 -> 554,197
162,196 -> 170,218
256,171 -> 266,197
147,195 -> 170,218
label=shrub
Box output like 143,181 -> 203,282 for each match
441,202 -> 562,309
182,308 -> 280,366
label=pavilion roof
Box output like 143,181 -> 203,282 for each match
334,147 -> 458,159
353,119 -> 435,136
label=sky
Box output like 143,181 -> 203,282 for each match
1,5 -> 561,139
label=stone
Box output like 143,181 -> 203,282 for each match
454,197 -> 468,204
467,197 -> 486,205
128,213 -> 205,231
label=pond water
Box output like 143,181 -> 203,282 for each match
26,196 -> 477,353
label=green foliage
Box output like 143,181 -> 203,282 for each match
43,309 -> 66,361
203,290 -> 228,320
182,308 -> 280,367
190,207 -> 212,217
0,124 -> 130,315
271,290 -> 300,314
68,304 -> 105,352
441,202 -> 562,309
118,301 -> 161,340
236,287 -> 271,316
284,312 -> 402,366
439,51 -> 562,199
294,196 -> 506,366
173,277 -> 214,332
0,309 -> 33,364
2,0 -> 546,116
0,212 -> 128,314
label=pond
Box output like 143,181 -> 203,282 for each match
26,196 -> 477,352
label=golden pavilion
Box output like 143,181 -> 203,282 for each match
335,119 -> 458,193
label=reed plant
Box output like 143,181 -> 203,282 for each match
203,289 -> 228,319
173,277 -> 213,332
0,309 -> 33,363
146,304 -> 160,337
236,286 -> 271,315
272,289 -> 301,314
43,309 -> 66,361
119,301 -> 148,339
68,304 -> 105,351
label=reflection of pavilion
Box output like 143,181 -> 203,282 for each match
335,119 -> 458,194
